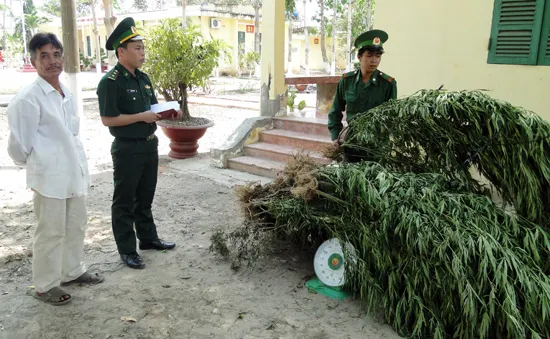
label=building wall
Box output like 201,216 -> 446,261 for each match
375,0 -> 550,120
38,11 -> 343,75
295,36 -> 347,72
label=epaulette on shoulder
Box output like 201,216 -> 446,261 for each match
378,71 -> 394,83
342,70 -> 357,78
107,68 -> 119,81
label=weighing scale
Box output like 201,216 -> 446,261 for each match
306,238 -> 356,300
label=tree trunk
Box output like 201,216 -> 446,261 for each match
318,0 -> 328,64
178,82 -> 191,120
102,0 -> 116,65
91,0 -> 101,70
60,0 -> 83,117
253,0 -> 260,53
331,0 -> 337,75
21,1 -> 27,61
366,0 -> 372,30
346,0 -> 352,71
287,19 -> 293,75
303,0 -> 309,75
181,0 -> 186,30
2,0 -> 6,52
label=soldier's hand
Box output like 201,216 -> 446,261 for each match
332,139 -> 340,149
140,111 -> 161,123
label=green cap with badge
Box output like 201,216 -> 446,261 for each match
106,17 -> 144,51
354,29 -> 388,52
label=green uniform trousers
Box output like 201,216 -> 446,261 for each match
110,136 -> 159,254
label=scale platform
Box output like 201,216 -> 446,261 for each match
306,238 -> 355,300
306,277 -> 352,300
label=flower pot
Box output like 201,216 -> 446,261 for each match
157,120 -> 214,159
295,84 -> 307,92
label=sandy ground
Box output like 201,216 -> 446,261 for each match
0,93 -> 400,338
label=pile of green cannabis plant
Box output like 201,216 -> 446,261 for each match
212,91 -> 550,338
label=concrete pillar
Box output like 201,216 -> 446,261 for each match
260,0 -> 286,117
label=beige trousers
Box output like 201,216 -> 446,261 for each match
32,193 -> 88,293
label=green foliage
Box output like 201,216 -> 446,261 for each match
79,52 -> 94,69
5,33 -> 22,56
14,0 -> 50,43
99,48 -> 107,63
238,48 -> 260,75
40,0 -> 61,16
225,158 -> 550,338
287,88 -> 296,111
142,18 -> 230,119
41,0 -> 116,18
344,90 -> 550,226
307,26 -> 318,35
133,0 -> 149,11
313,0 -> 375,40
213,90 -> 550,337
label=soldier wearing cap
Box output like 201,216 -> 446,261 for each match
96,17 -> 176,269
328,29 -> 397,145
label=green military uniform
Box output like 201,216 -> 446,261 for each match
328,29 -> 397,141
97,18 -> 160,255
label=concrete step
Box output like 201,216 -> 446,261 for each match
260,129 -> 332,152
244,142 -> 331,165
273,116 -> 330,137
227,156 -> 284,179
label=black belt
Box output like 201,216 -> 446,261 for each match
115,134 -> 155,142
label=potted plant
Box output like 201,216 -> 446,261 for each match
143,18 -> 230,159
237,49 -> 260,78
79,52 -> 93,71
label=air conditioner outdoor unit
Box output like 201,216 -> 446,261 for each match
210,18 -> 221,29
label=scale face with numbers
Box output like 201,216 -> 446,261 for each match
313,238 -> 357,288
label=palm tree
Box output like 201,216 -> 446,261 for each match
1,3 -> 10,50
14,10 -> 50,45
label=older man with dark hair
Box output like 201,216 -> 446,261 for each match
7,32 -> 104,306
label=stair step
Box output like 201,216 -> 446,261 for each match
273,116 -> 330,137
260,129 -> 332,152
244,142 -> 331,165
227,156 -> 284,179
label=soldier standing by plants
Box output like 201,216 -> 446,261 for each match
328,29 -> 397,145
96,17 -> 177,269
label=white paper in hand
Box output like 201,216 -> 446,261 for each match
150,101 -> 179,113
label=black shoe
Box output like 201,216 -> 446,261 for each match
120,253 -> 146,269
139,239 -> 176,251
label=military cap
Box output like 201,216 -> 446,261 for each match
106,17 -> 144,51
354,29 -> 388,51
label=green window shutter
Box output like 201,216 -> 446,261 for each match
488,0 -> 545,65
538,0 -> 550,65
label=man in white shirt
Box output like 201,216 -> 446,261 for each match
7,33 -> 104,306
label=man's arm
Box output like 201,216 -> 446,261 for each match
390,79 -> 397,100
7,98 -> 40,166
327,79 -> 347,141
97,77 -> 160,126
101,113 -> 160,127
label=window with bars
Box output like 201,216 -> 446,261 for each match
488,0 -> 550,65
